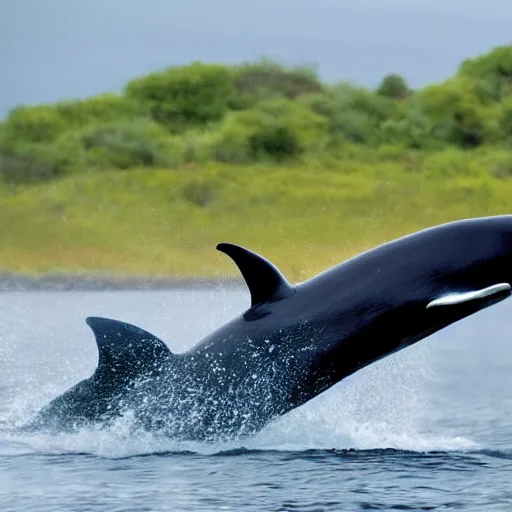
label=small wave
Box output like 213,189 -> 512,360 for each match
472,448 -> 512,460
0,407 -> 479,459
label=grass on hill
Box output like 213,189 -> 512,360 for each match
0,151 -> 511,281
1,42 -> 512,278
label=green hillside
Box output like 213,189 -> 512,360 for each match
0,45 -> 511,279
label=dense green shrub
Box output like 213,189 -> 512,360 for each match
249,125 -> 301,162
0,119 -> 185,184
75,119 -> 182,170
55,94 -> 146,127
0,141 -> 78,184
214,98 -> 328,162
126,63 -> 235,130
230,58 -> 323,109
458,45 -> 512,101
303,83 -> 396,145
2,105 -> 67,144
1,94 -> 145,147
2,45 -> 512,185
501,96 -> 512,139
179,131 -> 218,165
377,73 -> 410,99
210,113 -> 254,164
419,78 -> 500,148
379,98 -> 431,149
256,98 -> 328,147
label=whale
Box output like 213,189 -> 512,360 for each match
27,215 -> 512,441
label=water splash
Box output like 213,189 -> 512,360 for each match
0,339 -> 478,458
0,289 -> 484,459
246,343 -> 478,453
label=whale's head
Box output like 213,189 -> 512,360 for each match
286,215 -> 512,395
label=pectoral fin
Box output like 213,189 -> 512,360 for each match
426,283 -> 511,309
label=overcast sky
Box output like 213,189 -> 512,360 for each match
1,0 -> 511,116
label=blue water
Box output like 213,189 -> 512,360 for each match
2,0 -> 512,117
0,289 -> 511,511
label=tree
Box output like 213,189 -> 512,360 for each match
126,63 -> 235,131
377,73 -> 410,99
458,44 -> 512,101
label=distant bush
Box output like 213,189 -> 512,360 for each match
379,98 -> 431,149
0,119 -> 183,184
76,119 -> 182,170
377,73 -> 410,99
230,58 -> 323,109
182,179 -> 217,207
214,98 -> 328,163
458,45 -> 512,101
419,78 -> 500,148
249,125 -> 301,162
3,45 -> 512,185
0,141 -> 77,184
501,96 -> 512,139
56,94 -> 146,127
211,114 -> 253,164
2,105 -> 67,144
179,131 -> 218,165
126,63 -> 235,130
303,83 -> 396,145
1,95 -> 145,147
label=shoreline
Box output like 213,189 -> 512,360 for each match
0,272 -> 246,292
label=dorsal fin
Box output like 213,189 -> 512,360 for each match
217,243 -> 295,306
85,317 -> 174,385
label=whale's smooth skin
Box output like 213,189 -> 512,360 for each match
28,215 -> 512,441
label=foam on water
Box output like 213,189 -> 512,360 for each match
243,342 -> 479,453
0,337 -> 478,458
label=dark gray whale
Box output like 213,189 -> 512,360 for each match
29,215 -> 512,440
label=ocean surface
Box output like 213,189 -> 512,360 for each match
0,289 -> 511,511
2,0 -> 512,117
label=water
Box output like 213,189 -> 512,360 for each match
2,0 -> 512,117
0,289 -> 511,511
